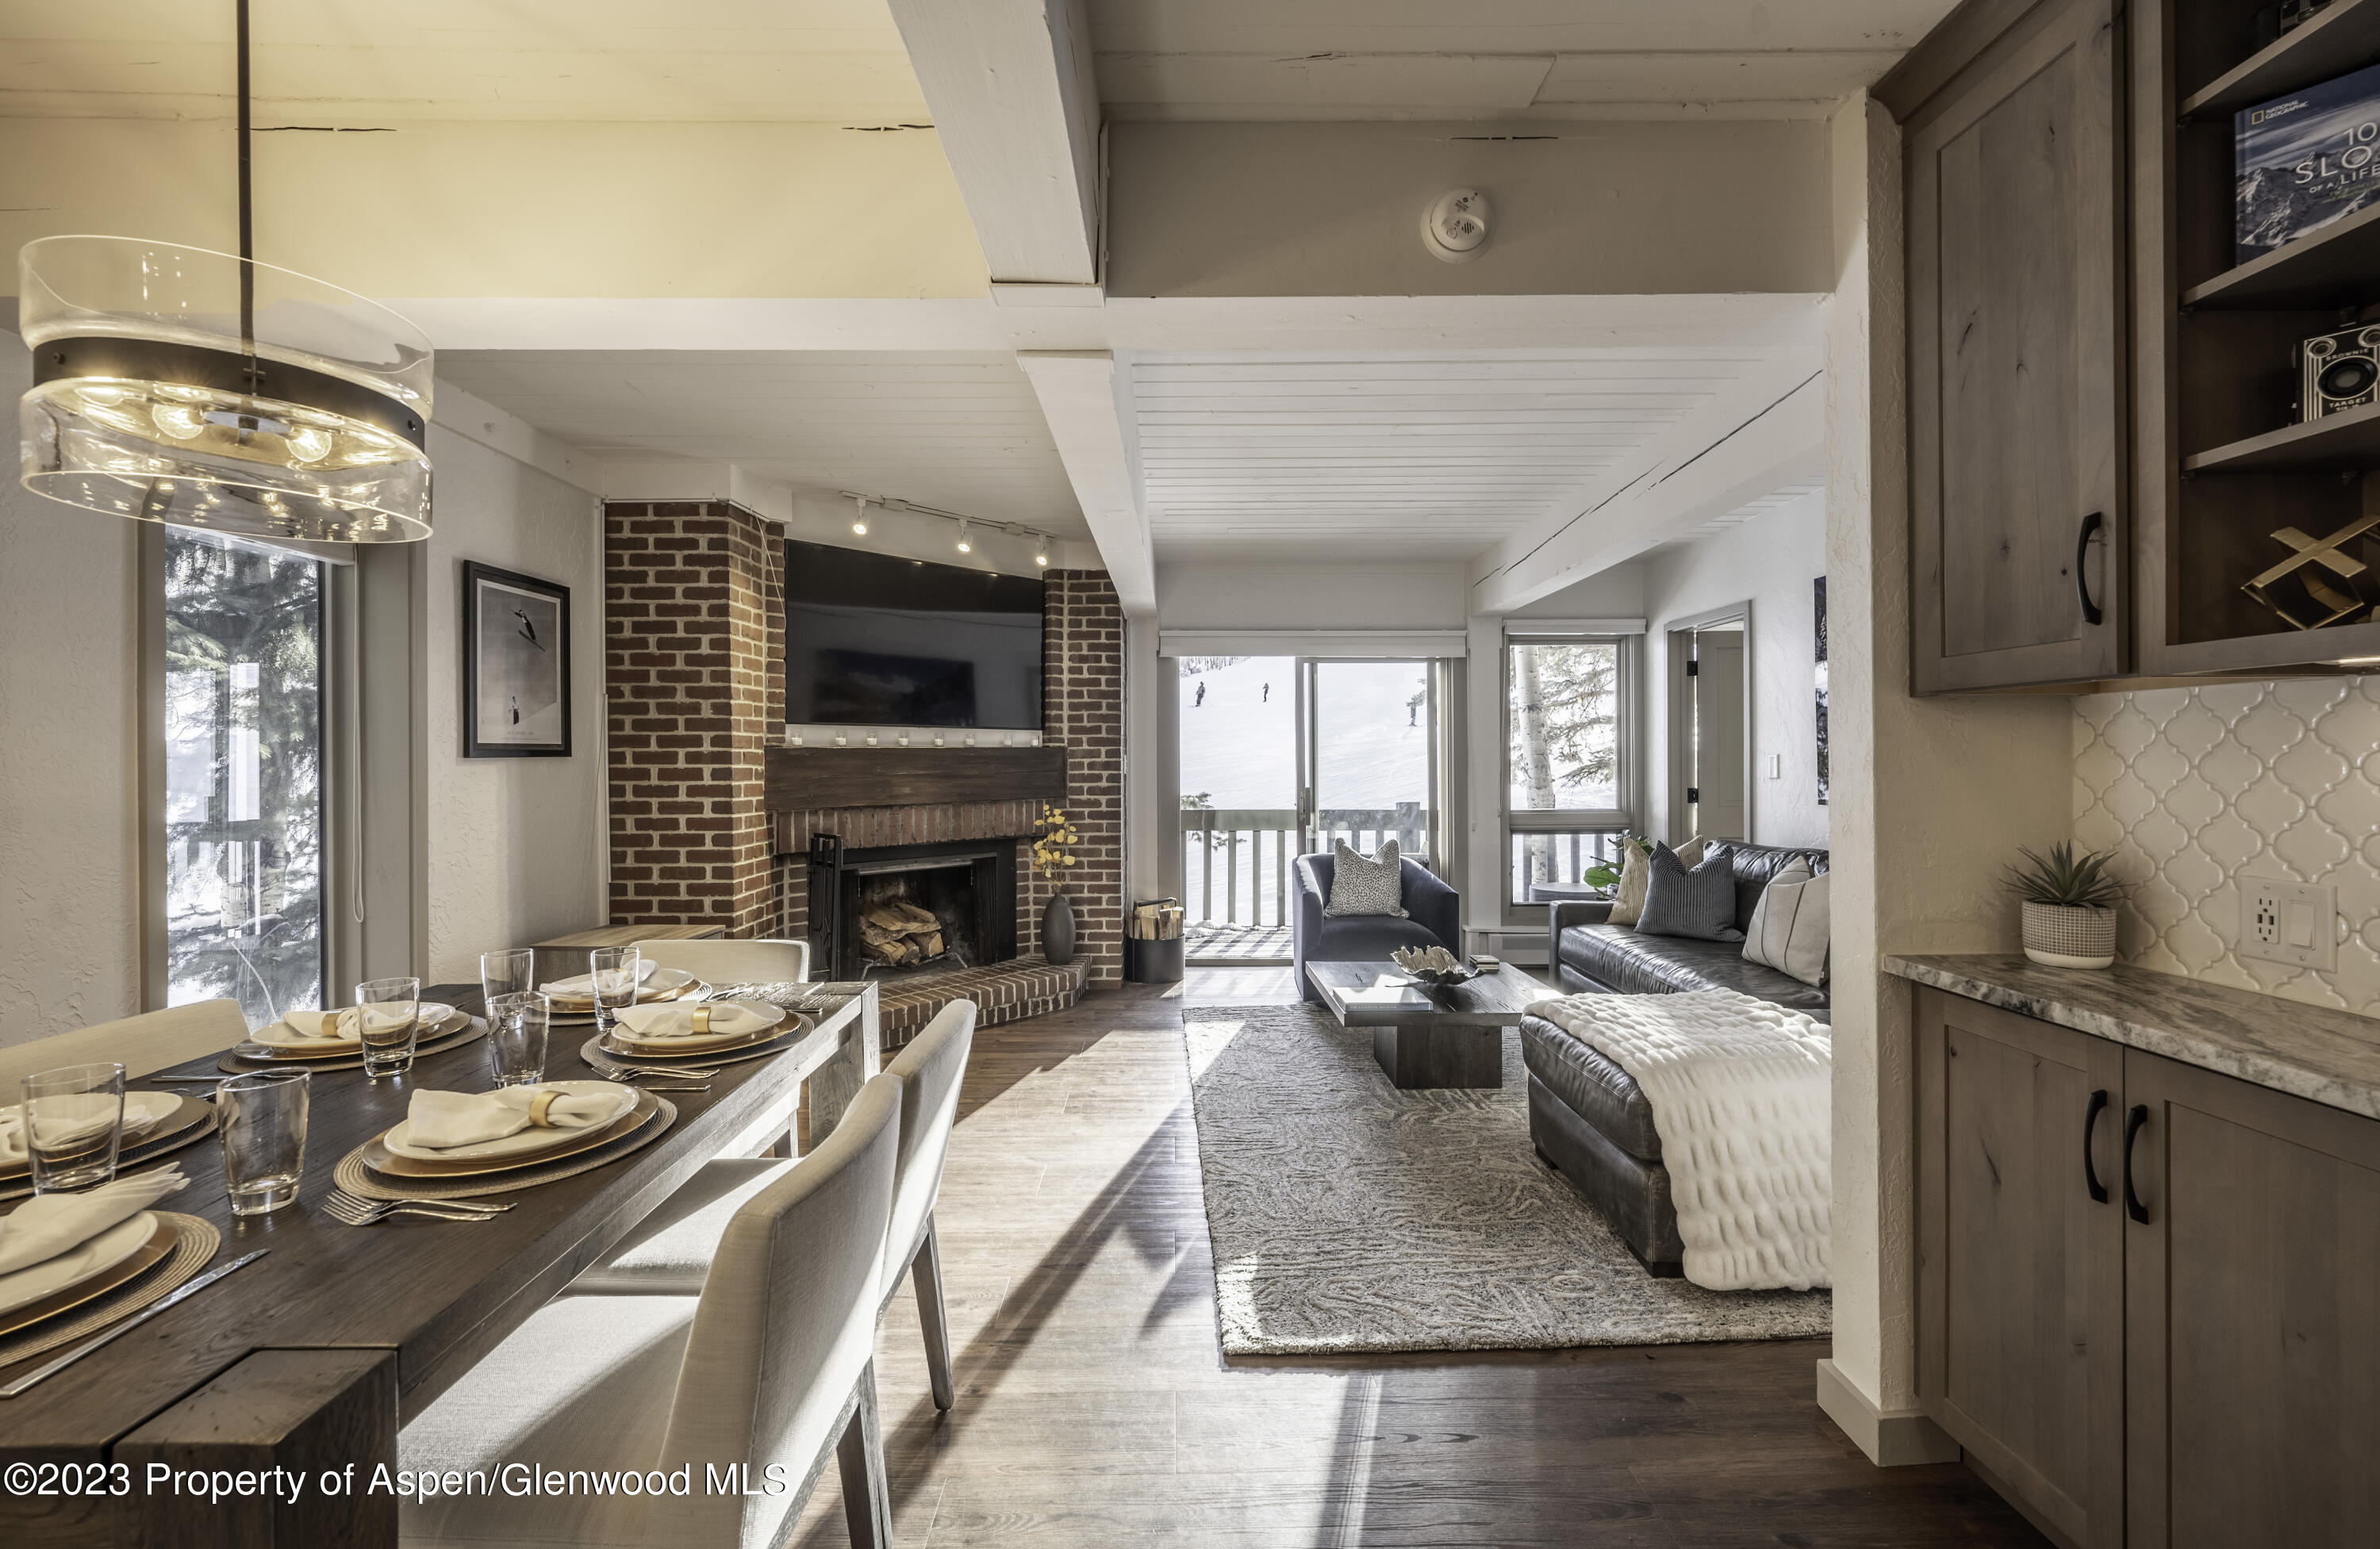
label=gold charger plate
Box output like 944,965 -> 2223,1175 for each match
0,1214 -> 221,1372
232,1007 -> 468,1064
579,1011 -> 815,1070
0,1088 -> 200,1184
0,1104 -> 220,1204
360,1087 -> 662,1179
601,999 -> 788,1057
0,1215 -> 178,1339
220,1017 -> 486,1075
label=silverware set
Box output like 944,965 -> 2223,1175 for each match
580,1049 -> 715,1088
323,1187 -> 513,1226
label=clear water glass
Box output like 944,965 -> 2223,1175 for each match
354,976 -> 423,1079
480,947 -> 536,1009
589,947 -> 642,1030
217,1068 -> 309,1216
485,991 -> 551,1087
21,1063 -> 127,1194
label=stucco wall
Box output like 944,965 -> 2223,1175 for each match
421,429 -> 606,984
1637,495 -> 1829,849
0,332 -> 143,1046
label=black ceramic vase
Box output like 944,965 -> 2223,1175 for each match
1042,891 -> 1077,965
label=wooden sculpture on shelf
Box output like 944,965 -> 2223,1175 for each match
2240,510 -> 2380,631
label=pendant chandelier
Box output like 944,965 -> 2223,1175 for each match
17,2 -> 433,542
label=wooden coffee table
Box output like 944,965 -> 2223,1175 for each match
1304,960 -> 1548,1090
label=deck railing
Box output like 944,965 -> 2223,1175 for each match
1180,804 -> 1429,927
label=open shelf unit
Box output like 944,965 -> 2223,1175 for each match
2139,0 -> 2380,675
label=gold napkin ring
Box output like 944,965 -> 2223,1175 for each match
527,1089 -> 562,1128
691,1005 -> 712,1036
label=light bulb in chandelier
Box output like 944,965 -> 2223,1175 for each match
955,520 -> 972,554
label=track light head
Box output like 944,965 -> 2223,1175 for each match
955,520 -> 972,554
850,493 -> 869,535
1033,540 -> 1050,567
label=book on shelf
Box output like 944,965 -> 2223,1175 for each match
2236,59 -> 2380,265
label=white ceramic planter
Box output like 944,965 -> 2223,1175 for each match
2021,901 -> 2117,968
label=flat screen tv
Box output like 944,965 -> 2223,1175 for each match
784,539 -> 1045,730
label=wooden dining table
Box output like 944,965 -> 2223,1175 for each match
0,980 -> 881,1549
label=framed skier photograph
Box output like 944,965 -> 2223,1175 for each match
462,560 -> 573,757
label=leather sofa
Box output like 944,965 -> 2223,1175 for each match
1292,852 -> 1461,1004
1522,842 -> 1829,1275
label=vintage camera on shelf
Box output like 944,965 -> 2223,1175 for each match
2297,324 -> 2380,423
2255,0 -> 2335,45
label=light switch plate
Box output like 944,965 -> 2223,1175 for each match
2239,878 -> 2337,971
1767,753 -> 1783,779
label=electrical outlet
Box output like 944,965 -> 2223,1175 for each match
2239,878 -> 2337,970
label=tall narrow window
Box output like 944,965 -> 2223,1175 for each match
163,531 -> 327,1024
1505,637 -> 1629,907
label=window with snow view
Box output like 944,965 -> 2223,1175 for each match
1505,638 -> 1628,909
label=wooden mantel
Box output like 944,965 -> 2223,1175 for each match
765,743 -> 1068,812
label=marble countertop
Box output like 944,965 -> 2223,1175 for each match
1883,953 -> 2380,1121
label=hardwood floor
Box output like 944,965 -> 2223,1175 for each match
792,980 -> 2044,1547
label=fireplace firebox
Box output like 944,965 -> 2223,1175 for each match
806,834 -> 1018,982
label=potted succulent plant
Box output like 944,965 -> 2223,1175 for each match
2004,842 -> 2123,968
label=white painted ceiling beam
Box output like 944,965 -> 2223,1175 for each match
1016,351 -> 1157,613
1467,355 -> 1827,614
885,0 -> 1101,286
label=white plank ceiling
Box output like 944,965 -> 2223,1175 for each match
1134,349 -> 1771,561
434,351 -> 1088,537
1088,0 -> 1960,120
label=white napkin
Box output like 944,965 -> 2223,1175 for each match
0,1092 -> 180,1168
0,1168 -> 186,1278
539,959 -> 658,999
610,1001 -> 771,1041
403,1085 -> 636,1151
275,1008 -> 365,1043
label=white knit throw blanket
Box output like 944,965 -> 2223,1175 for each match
1528,991 -> 1832,1292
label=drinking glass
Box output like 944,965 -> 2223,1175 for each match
589,947 -> 642,1030
217,1068 -> 309,1216
480,947 -> 536,1011
354,976 -> 423,1079
21,1063 -> 126,1194
485,991 -> 551,1087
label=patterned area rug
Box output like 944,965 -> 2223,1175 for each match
1184,1003 -> 1832,1355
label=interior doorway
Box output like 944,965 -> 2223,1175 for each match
1176,655 -> 1438,963
1668,608 -> 1752,844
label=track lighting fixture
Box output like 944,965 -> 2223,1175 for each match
955,520 -> 973,554
1034,544 -> 1050,567
835,489 -> 1054,570
850,493 -> 869,535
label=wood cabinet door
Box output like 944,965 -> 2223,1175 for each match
2121,1049 -> 2380,1548
1906,0 -> 2127,692
1916,989 -> 2125,1547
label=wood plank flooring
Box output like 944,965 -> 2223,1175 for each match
791,977 -> 2044,1547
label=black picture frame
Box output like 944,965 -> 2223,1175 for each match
462,560 -> 572,758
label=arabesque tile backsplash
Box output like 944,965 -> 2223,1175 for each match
2075,677 -> 2380,1018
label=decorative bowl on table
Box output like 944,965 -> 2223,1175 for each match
1390,946 -> 1480,988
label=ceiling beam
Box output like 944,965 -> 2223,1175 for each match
1017,351 -> 1157,613
885,0 -> 1102,286
1468,355 -> 1827,614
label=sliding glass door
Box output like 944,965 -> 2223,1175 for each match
162,531 -> 328,1026
1305,659 -> 1435,861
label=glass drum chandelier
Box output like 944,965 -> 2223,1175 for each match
17,2 -> 433,542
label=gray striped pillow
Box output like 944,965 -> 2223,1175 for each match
1742,862 -> 1830,987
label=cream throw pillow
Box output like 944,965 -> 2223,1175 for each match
1608,837 -> 1703,927
1741,861 -> 1830,987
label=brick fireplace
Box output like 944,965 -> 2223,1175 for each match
603,502 -> 1123,991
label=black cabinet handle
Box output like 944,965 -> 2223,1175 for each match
2122,1103 -> 2150,1224
2083,1088 -> 2110,1203
2076,511 -> 2106,625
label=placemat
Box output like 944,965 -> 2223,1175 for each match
0,1109 -> 220,1204
219,1018 -> 487,1075
0,1214 -> 223,1370
333,1098 -> 678,1200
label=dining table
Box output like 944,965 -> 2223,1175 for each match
0,979 -> 881,1549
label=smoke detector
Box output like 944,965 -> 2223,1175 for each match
1422,189 -> 1491,263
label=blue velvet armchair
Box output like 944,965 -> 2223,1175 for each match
1292,852 -> 1463,1003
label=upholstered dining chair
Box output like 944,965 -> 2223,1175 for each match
631,937 -> 809,987
567,1000 -> 978,1409
398,1071 -> 902,1549
0,999 -> 248,1093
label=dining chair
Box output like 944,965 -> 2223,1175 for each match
399,1071 -> 902,1549
0,999 -> 248,1093
631,937 -> 809,987
567,1000 -> 977,1409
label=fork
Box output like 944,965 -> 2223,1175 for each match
323,1192 -> 511,1226
328,1185 -> 509,1217
582,1050 -> 718,1083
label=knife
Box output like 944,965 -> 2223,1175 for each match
0,1249 -> 270,1398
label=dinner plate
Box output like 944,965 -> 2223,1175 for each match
363,1087 -> 661,1178
598,1007 -> 813,1064
605,999 -> 788,1056
380,1081 -> 640,1163
539,967 -> 698,1006
0,1212 -> 171,1323
237,1005 -> 464,1062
